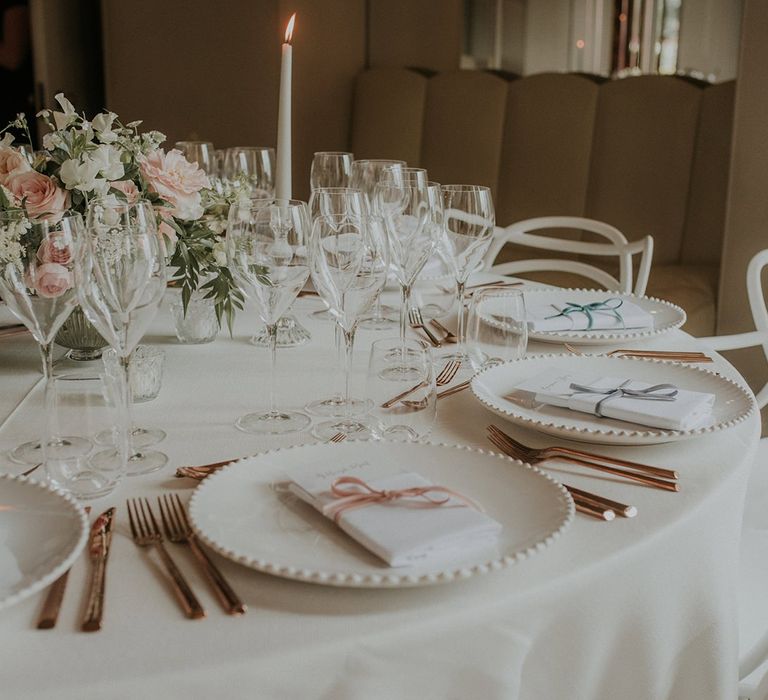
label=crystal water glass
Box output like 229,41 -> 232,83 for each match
224,146 -> 276,197
310,151 -> 353,190
227,199 -> 311,434
0,211 -> 92,469
174,141 -> 216,175
77,199 -> 168,476
467,288 -> 528,371
366,338 -> 436,441
310,214 -> 389,439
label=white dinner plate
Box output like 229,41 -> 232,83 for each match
471,354 -> 756,445
189,441 -> 574,588
0,475 -> 88,612
521,288 -> 686,346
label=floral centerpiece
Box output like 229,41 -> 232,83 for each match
0,95 -> 244,329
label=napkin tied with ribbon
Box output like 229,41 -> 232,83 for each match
525,296 -> 654,333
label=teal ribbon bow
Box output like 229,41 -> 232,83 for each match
546,298 -> 624,330
569,379 -> 679,418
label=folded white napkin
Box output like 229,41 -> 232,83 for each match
285,467 -> 501,567
512,368 -> 715,431
525,296 -> 654,332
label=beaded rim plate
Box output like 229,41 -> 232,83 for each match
0,475 -> 88,612
470,354 -> 756,445
188,441 -> 574,588
522,288 -> 686,346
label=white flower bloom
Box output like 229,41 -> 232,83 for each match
42,131 -> 64,151
92,112 -> 118,143
0,133 -> 13,148
212,239 -> 227,266
52,93 -> 77,130
88,144 -> 124,181
59,157 -> 101,192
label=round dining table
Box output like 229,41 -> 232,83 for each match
0,281 -> 760,700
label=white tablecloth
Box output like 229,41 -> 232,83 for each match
0,287 -> 760,700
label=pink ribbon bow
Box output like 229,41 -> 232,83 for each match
322,475 -> 482,523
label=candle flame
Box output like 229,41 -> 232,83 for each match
285,13 -> 296,43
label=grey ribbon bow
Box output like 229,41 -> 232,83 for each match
546,298 -> 624,330
569,379 -> 679,418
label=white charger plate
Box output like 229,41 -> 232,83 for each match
0,475 -> 88,611
522,288 -> 686,346
188,441 -> 574,588
471,354 -> 756,445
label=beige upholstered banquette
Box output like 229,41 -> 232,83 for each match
350,68 -> 735,336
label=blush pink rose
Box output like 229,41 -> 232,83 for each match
0,146 -> 31,186
7,171 -> 69,222
109,179 -> 140,204
139,149 -> 209,221
34,262 -> 72,298
37,233 -> 72,265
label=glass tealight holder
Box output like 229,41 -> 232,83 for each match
171,292 -> 219,344
103,345 -> 165,403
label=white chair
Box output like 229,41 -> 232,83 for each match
698,250 -> 768,700
483,216 -> 654,296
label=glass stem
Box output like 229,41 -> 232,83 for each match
38,343 -> 57,461
400,283 -> 412,345
456,280 -> 467,346
334,323 -> 344,403
117,354 -> 134,467
342,326 -> 356,422
267,322 -> 278,415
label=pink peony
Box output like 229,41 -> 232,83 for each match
139,149 -> 209,221
0,146 -> 31,186
37,233 -> 72,265
34,262 -> 72,298
109,179 -> 140,204
7,171 -> 69,222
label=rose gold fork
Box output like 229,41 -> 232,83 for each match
563,343 -> 712,362
380,359 -> 461,409
408,308 -> 442,347
175,433 -> 348,480
487,425 -> 678,491
158,494 -> 245,615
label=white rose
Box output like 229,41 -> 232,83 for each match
88,144 -> 124,181
92,112 -> 118,143
59,157 -> 101,192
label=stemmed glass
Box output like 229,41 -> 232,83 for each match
310,151 -> 353,191
76,199 -> 168,476
310,213 -> 389,439
227,199 -> 311,434
0,211 -> 92,466
351,159 -> 406,331
376,168 -> 442,376
440,185 -> 495,362
224,146 -> 276,197
174,141 -> 216,175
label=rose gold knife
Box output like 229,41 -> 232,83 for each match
81,507 -> 116,632
37,506 -> 91,629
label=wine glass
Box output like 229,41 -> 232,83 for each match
310,213 -> 389,439
351,159 -> 406,331
376,168 -> 442,376
440,185 -> 495,362
304,187 -> 369,418
310,151 -> 353,191
174,141 -> 216,175
0,211 -> 92,468
224,146 -> 276,197
227,199 -> 311,434
467,288 -> 527,371
76,199 -> 168,476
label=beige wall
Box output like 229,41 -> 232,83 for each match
101,0 -> 364,200
368,0 -> 463,72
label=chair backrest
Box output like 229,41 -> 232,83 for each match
484,216 -> 654,296
698,249 -> 768,408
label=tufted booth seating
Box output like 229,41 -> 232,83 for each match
350,68 -> 735,336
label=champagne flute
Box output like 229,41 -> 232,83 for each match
310,213 -> 389,439
227,199 -> 311,434
0,211 -> 92,467
77,199 -> 168,476
351,159 -> 406,331
440,185 -> 495,362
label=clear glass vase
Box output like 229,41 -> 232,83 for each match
54,306 -> 108,361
